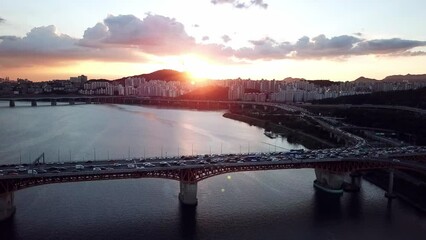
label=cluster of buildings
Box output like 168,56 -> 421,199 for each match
220,78 -> 426,102
1,74 -> 426,103
0,75 -> 87,95
79,77 -> 193,97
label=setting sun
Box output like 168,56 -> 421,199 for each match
181,54 -> 213,81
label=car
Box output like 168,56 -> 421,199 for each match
75,164 -> 85,170
27,169 -> 38,174
93,167 -> 102,171
127,164 -> 135,168
159,162 -> 171,167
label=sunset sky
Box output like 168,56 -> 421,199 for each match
1,0 -> 425,81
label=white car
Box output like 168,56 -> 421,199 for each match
27,169 -> 38,174
75,164 -> 85,170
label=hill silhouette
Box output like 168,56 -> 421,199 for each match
116,69 -> 191,83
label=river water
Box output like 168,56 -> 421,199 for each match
0,103 -> 425,240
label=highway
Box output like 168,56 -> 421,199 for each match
1,145 -> 426,180
297,103 -> 426,115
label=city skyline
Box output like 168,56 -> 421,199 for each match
1,0 -> 426,81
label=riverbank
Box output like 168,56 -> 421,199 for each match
223,112 -> 336,150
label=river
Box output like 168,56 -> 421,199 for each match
0,103 -> 425,240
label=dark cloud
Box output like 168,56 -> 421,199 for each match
353,32 -> 363,37
352,38 -> 426,55
235,35 -> 426,60
193,24 -> 200,27
222,35 -> 231,43
0,17 -> 5,23
80,14 -> 196,55
0,25 -> 141,67
211,0 -> 268,9
202,36 -> 210,41
236,37 -> 293,60
294,35 -> 361,58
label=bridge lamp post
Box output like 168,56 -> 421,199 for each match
247,142 -> 250,154
128,146 -> 131,160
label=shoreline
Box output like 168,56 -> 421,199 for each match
223,112 -> 336,150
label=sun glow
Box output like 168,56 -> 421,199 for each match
181,54 -> 211,80
160,54 -> 216,82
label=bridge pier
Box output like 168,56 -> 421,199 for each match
9,100 -> 15,107
69,99 -> 75,105
344,172 -> 361,192
51,99 -> 57,106
314,169 -> 344,194
0,191 -> 16,222
86,98 -> 91,104
385,169 -> 397,199
31,100 -> 37,107
179,182 -> 198,206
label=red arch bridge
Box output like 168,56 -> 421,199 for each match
0,148 -> 426,221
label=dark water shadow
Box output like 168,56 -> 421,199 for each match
312,189 -> 343,221
178,205 -> 197,240
0,216 -> 17,240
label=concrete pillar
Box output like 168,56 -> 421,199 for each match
351,173 -> 361,189
314,169 -> 344,194
51,99 -> 57,106
385,169 -> 397,198
179,182 -> 198,206
0,191 -> 16,222
31,100 -> 37,107
9,100 -> 15,107
344,172 -> 361,192
86,98 -> 91,104
69,99 -> 75,105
